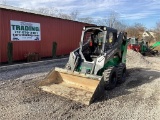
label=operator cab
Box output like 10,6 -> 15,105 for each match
105,29 -> 117,51
81,26 -> 117,62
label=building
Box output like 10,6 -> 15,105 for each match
142,31 -> 156,40
0,5 -> 92,63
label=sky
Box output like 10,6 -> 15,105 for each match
1,0 -> 160,29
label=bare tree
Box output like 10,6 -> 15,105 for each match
126,26 -> 138,38
154,21 -> 160,41
107,12 -> 119,28
96,12 -> 127,32
134,23 -> 146,33
155,21 -> 160,31
36,7 -> 80,20
126,23 -> 146,38
37,7 -> 59,17
58,13 -> 72,20
114,21 -> 127,32
97,12 -> 118,27
78,17 -> 93,23
70,10 -> 79,21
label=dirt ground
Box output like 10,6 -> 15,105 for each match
0,51 -> 160,120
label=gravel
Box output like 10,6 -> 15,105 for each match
126,50 -> 152,68
0,51 -> 160,120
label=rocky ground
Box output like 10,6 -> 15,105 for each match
0,50 -> 160,120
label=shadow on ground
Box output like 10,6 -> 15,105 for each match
99,68 -> 160,103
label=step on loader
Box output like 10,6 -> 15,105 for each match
38,26 -> 129,105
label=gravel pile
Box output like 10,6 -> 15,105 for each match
0,54 -> 160,120
126,50 -> 151,68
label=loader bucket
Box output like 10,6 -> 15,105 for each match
38,67 -> 105,105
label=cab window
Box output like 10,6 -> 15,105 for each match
105,32 -> 116,50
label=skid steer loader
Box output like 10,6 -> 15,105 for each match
39,26 -> 129,105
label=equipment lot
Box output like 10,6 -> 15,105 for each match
0,50 -> 160,120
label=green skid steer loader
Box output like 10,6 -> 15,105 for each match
39,26 -> 129,105
140,41 -> 160,56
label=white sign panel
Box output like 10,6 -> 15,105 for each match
11,20 -> 41,41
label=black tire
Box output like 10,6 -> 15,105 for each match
152,50 -> 158,56
117,63 -> 126,84
103,67 -> 117,90
142,52 -> 146,56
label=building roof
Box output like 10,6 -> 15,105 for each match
143,31 -> 155,38
146,31 -> 152,37
0,4 -> 90,24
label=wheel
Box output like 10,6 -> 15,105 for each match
103,67 -> 117,90
152,50 -> 158,56
142,52 -> 146,56
117,63 -> 126,84
65,62 -> 71,70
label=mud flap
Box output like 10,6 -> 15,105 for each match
38,67 -> 105,105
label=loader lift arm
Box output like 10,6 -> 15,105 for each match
149,41 -> 160,49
